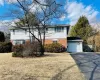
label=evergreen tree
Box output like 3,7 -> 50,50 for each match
70,16 -> 93,42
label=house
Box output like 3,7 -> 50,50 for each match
10,24 -> 83,52
10,25 -> 70,47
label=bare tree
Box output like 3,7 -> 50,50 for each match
5,0 -> 64,56
92,23 -> 100,51
87,23 -> 100,51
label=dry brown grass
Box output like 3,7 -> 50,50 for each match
0,53 -> 85,80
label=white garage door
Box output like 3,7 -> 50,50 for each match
67,41 -> 83,53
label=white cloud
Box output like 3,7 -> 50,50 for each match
29,0 -> 46,13
6,0 -> 46,13
29,4 -> 42,13
7,0 -> 18,3
0,19 -> 19,32
0,0 -> 4,5
0,20 -> 11,32
91,21 -> 100,30
59,14 -> 66,21
65,1 -> 99,25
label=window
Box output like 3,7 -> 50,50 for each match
55,27 -> 64,32
53,41 -> 58,43
15,29 -> 26,34
13,30 -> 15,35
15,41 -> 21,45
14,40 -> 25,45
40,29 -> 44,34
46,28 -> 48,33
15,30 -> 22,32
53,39 -> 58,43
31,36 -> 35,42
25,29 -> 27,34
40,28 -> 48,34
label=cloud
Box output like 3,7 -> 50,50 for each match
6,0 -> 46,13
0,20 -> 10,32
29,0 -> 46,13
59,14 -> 66,21
0,0 -> 4,5
0,19 -> 19,32
6,0 -> 17,3
64,1 -> 99,25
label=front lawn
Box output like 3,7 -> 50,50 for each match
0,53 -> 85,80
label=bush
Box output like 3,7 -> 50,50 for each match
12,42 -> 66,57
23,42 -> 41,57
0,31 -> 5,42
12,45 -> 23,57
83,43 -> 94,52
0,42 -> 12,53
12,42 -> 41,57
44,43 -> 66,53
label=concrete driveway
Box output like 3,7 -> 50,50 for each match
71,52 -> 100,80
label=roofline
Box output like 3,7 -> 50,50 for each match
9,24 -> 70,30
67,40 -> 83,42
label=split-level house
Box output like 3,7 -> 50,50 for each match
10,24 -> 83,52
10,25 -> 70,47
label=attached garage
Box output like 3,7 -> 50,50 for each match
67,37 -> 83,53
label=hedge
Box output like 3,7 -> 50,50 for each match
12,42 -> 41,57
0,42 -> 12,53
44,43 -> 66,53
0,31 -> 5,42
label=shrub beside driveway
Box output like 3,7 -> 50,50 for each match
0,53 -> 85,80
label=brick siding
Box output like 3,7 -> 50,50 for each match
45,38 -> 67,47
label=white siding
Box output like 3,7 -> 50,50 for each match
10,27 -> 68,41
10,30 -> 30,40
45,27 -> 67,39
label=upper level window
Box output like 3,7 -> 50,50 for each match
40,29 -> 44,34
14,29 -> 26,34
13,30 -> 15,35
40,28 -> 48,34
55,27 -> 64,32
15,30 -> 21,32
25,29 -> 27,34
46,28 -> 48,33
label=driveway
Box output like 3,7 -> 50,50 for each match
71,52 -> 100,80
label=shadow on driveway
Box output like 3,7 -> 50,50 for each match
71,52 -> 100,80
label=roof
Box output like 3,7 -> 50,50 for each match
47,24 -> 70,27
9,24 -> 70,30
67,37 -> 82,40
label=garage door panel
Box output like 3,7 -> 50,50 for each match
67,41 -> 83,53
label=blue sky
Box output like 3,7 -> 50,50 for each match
78,0 -> 100,18
47,0 -> 100,25
0,0 -> 100,31
59,0 -> 100,25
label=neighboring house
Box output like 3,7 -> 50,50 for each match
10,24 -> 83,52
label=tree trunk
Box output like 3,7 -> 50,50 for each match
40,45 -> 44,56
93,35 -> 95,51
39,42 -> 44,56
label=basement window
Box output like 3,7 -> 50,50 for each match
53,41 -> 58,43
14,40 -> 25,45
